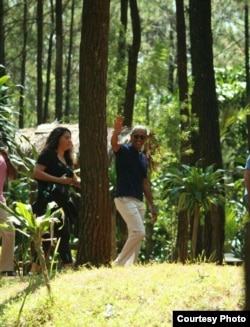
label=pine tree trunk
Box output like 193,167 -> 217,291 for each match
176,210 -> 189,263
43,0 -> 54,122
191,204 -> 200,259
77,0 -> 112,266
0,0 -> 5,77
123,0 -> 141,127
55,0 -> 63,120
189,0 -> 225,261
18,0 -> 27,129
37,0 -> 43,124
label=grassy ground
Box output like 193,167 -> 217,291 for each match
0,263 -> 244,327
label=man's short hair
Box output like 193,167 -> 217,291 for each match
131,125 -> 148,135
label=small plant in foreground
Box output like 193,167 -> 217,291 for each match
0,201 -> 60,294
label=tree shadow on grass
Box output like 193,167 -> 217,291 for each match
0,271 -> 58,321
0,275 -> 42,308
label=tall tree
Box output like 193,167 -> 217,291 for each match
0,0 -> 5,77
37,0 -> 43,125
44,0 -> 55,123
175,0 -> 189,263
19,0 -> 28,128
176,0 -> 189,148
116,0 -> 128,115
55,0 -> 63,121
189,0 -> 224,262
114,0 -> 130,254
77,0 -> 112,266
167,28 -> 175,94
245,4 -> 250,104
123,0 -> 141,127
65,0 -> 75,121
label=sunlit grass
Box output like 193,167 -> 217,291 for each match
0,263 -> 244,327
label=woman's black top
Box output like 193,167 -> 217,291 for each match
36,148 -> 73,194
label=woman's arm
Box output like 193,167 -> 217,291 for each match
71,174 -> 81,188
33,163 -> 72,185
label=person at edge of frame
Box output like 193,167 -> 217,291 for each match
0,141 -> 17,277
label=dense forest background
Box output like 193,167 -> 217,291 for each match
0,0 -> 250,267
1,0 -> 247,127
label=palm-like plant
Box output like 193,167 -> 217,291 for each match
163,163 -> 225,258
0,201 -> 60,294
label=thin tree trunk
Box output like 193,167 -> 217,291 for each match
37,0 -> 43,125
167,28 -> 175,94
123,0 -> 141,127
19,0 -> 28,128
175,0 -> 190,262
175,210 -> 189,263
55,0 -> 63,121
43,0 -> 54,123
245,5 -> 250,104
208,204 -> 224,263
114,0 -> 129,250
116,0 -> 128,115
65,0 -> 75,121
191,203 -> 200,258
0,0 -> 5,77
176,0 -> 190,164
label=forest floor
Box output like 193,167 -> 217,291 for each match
0,262 -> 245,327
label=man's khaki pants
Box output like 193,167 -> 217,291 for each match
114,197 -> 145,266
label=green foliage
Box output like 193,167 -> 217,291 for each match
0,201 -> 61,296
8,154 -> 37,205
1,0 -> 246,130
1,0 -> 249,268
0,73 -> 20,151
150,210 -> 177,262
224,202 -> 245,255
162,163 -> 226,258
223,175 -> 247,258
216,65 -> 248,174
5,133 -> 40,207
162,163 -> 225,216
216,67 -> 246,107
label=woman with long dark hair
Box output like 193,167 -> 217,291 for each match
31,127 -> 80,273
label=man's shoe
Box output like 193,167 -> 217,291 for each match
0,271 -> 17,277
